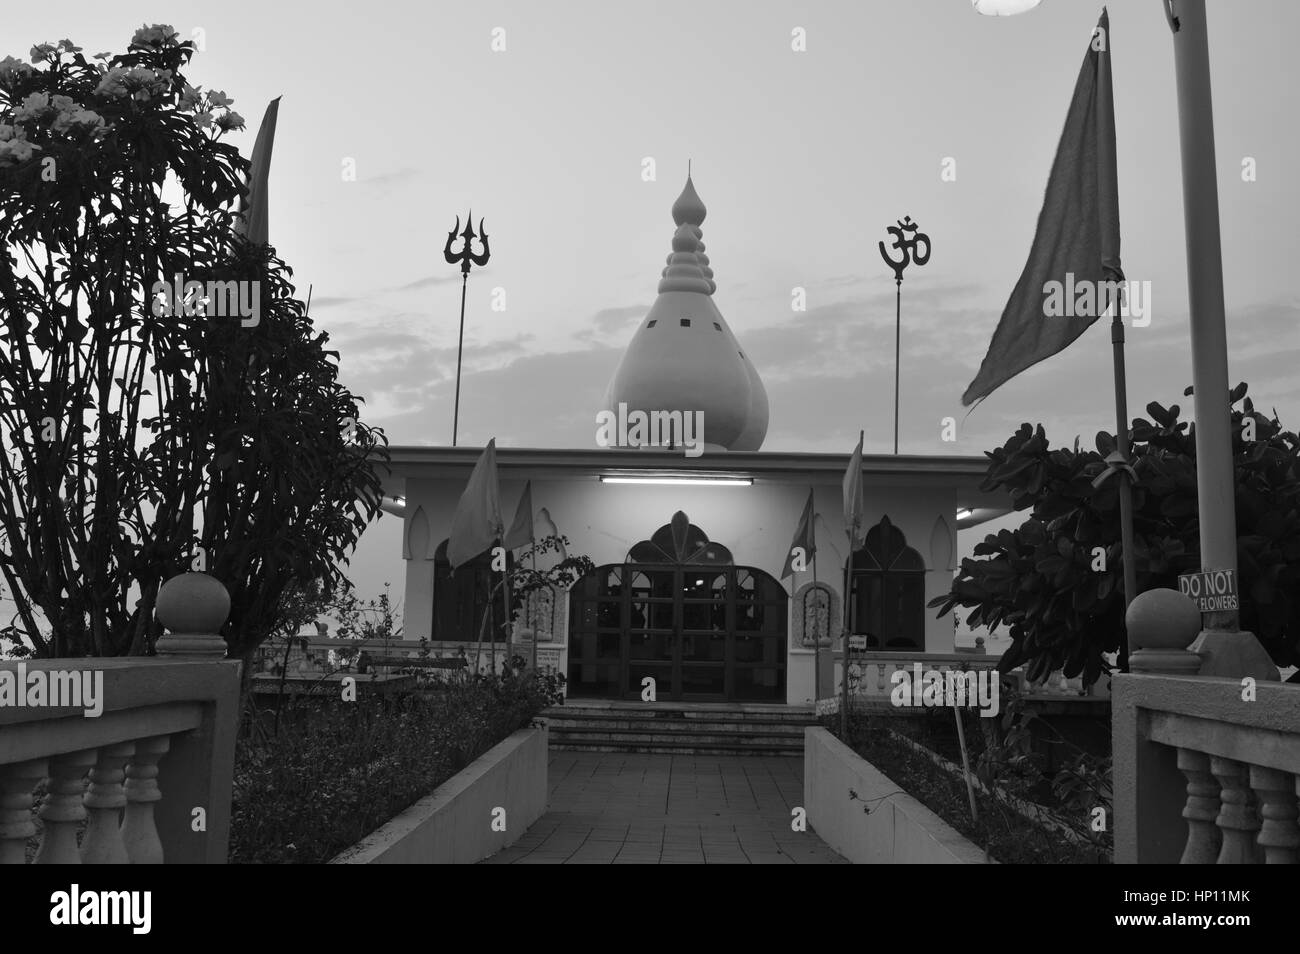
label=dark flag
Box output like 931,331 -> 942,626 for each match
447,439 -> 503,569
235,97 -> 281,246
503,481 -> 534,550
780,488 -> 817,579
962,8 -> 1123,406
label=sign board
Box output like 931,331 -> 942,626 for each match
847,635 -> 867,651
536,648 -> 562,671
1177,569 -> 1239,613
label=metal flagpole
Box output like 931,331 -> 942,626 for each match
811,492 -> 820,712
443,212 -> 491,447
879,216 -> 931,455
530,541 -> 538,674
1111,311 -> 1138,668
452,272 -> 467,447
840,551 -> 852,739
893,280 -> 901,455
498,536 -> 512,676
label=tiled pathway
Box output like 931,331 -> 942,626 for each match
483,751 -> 847,864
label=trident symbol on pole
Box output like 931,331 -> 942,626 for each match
878,215 -> 931,455
444,211 -> 491,447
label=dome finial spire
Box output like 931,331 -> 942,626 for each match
671,171 -> 706,227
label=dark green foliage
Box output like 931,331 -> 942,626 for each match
930,384 -> 1300,684
0,31 -> 387,657
229,667 -> 565,863
832,706 -> 1110,864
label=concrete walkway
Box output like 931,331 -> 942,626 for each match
484,751 -> 847,864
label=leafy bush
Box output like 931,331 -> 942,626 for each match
930,384 -> 1300,685
830,708 -> 1110,864
0,29 -> 386,659
229,663 -> 563,864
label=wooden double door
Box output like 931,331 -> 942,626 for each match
568,563 -> 787,703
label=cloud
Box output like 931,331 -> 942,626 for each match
308,295 -> 357,310
574,304 -> 650,343
397,273 -> 467,291
357,167 -> 421,189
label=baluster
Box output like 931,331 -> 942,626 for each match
1250,766 -> 1299,864
1178,749 -> 1220,864
81,742 -> 134,865
1211,757 -> 1259,864
0,759 -> 48,865
34,749 -> 96,864
122,735 -> 170,864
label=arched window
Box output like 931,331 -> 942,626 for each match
849,516 -> 925,650
433,540 -> 514,643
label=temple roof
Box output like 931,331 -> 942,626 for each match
604,173 -> 769,451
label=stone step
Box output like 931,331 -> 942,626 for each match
543,722 -> 806,738
553,727 -> 807,746
547,706 -> 817,725
551,739 -> 804,757
544,701 -> 817,754
545,716 -> 809,735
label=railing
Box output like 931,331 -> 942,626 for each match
1113,672 -> 1300,863
0,657 -> 241,864
253,636 -> 504,678
836,650 -> 1010,700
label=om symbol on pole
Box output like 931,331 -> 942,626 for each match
878,215 -> 931,282
878,215 -> 931,454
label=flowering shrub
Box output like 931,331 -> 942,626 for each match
0,31 -> 243,177
0,28 -> 386,660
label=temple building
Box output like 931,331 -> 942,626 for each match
382,176 -> 1008,706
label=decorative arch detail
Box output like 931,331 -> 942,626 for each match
627,510 -> 733,565
792,581 -> 840,648
405,505 -> 432,561
852,515 -> 926,572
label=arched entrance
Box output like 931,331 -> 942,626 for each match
568,512 -> 788,702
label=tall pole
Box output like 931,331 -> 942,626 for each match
811,504 -> 821,711
500,546 -> 512,675
1095,26 -> 1137,672
840,553 -> 852,739
530,543 -> 538,674
893,280 -> 901,455
443,212 -> 491,448
879,216 -> 930,456
452,273 -> 467,446
1110,313 -> 1137,671
1166,0 -> 1274,677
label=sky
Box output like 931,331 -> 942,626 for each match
6,0 -> 1299,624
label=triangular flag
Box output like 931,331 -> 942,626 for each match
962,8 -> 1123,406
780,489 -> 817,579
842,432 -> 865,553
503,481 -> 534,550
235,96 -> 281,246
537,507 -> 567,560
447,439 -> 503,569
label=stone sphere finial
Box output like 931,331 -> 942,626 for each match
1126,588 -> 1201,675
155,572 -> 231,656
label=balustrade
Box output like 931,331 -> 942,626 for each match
1114,672 -> 1300,864
0,657 -> 240,864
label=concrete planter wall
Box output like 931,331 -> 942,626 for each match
330,726 -> 548,864
804,727 -> 992,864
